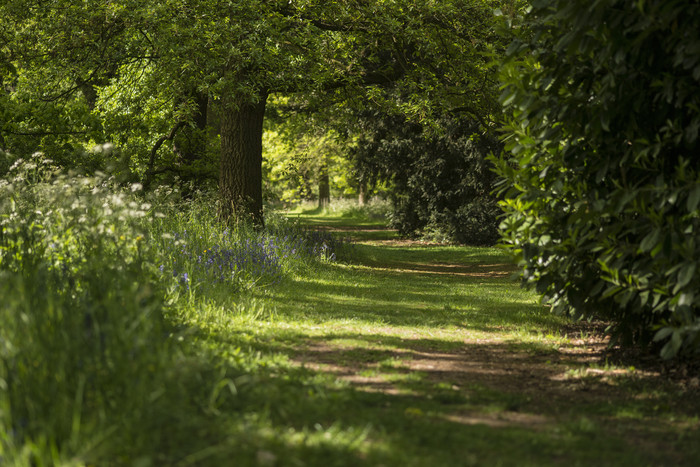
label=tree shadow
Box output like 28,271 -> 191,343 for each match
159,218 -> 700,465
176,321 -> 700,466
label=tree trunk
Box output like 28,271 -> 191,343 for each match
358,179 -> 369,206
318,160 -> 330,209
219,92 -> 268,226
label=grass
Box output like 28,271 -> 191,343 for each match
2,180 -> 699,466
167,207 -> 700,466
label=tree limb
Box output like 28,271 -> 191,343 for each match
142,121 -> 187,190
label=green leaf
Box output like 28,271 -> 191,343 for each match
687,185 -> 700,212
653,326 -> 673,342
660,331 -> 683,360
677,263 -> 696,289
639,229 -> 660,253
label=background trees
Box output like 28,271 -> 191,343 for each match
496,0 -> 700,357
352,111 -> 502,244
262,121 -> 354,208
1,0 -> 512,229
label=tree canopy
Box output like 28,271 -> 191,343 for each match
1,0 -> 513,225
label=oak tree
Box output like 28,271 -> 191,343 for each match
2,0 -> 513,225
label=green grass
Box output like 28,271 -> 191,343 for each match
2,188 -> 699,466
166,209 -> 700,466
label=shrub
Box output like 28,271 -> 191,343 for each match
353,112 -> 501,245
495,0 -> 700,358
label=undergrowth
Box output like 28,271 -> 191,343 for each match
0,155 -> 346,465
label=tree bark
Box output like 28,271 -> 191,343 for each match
219,92 -> 268,226
358,179 -> 369,206
318,160 -> 330,209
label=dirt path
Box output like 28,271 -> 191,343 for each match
290,230 -> 700,433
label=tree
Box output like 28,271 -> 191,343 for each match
2,0 -> 514,225
262,121 -> 354,208
352,110 -> 502,244
0,1 -> 163,174
495,0 -> 700,357
174,0 -> 512,224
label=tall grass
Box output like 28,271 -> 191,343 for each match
151,197 -> 345,299
0,157 -> 173,464
0,155 -> 345,465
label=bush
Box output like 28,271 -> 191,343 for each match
495,0 -> 700,358
353,112 -> 501,245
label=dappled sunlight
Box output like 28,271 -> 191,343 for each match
289,332 -> 697,425
4,0 -> 699,462
156,217 -> 700,467
266,270 -> 563,333
353,262 -> 515,278
438,410 -> 551,429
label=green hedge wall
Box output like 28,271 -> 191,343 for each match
495,0 -> 700,358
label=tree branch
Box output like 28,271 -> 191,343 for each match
142,121 -> 187,190
277,6 -> 372,33
3,129 -> 88,136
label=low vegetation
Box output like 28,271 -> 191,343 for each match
2,171 -> 698,465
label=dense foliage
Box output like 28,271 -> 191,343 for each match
0,0 -> 515,224
353,112 -> 501,245
0,156 -> 345,463
495,0 -> 700,357
262,126 -> 355,207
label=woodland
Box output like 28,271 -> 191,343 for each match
1,0 -> 699,465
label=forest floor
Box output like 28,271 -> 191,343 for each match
233,210 -> 700,466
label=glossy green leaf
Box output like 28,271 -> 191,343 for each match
687,185 -> 700,212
